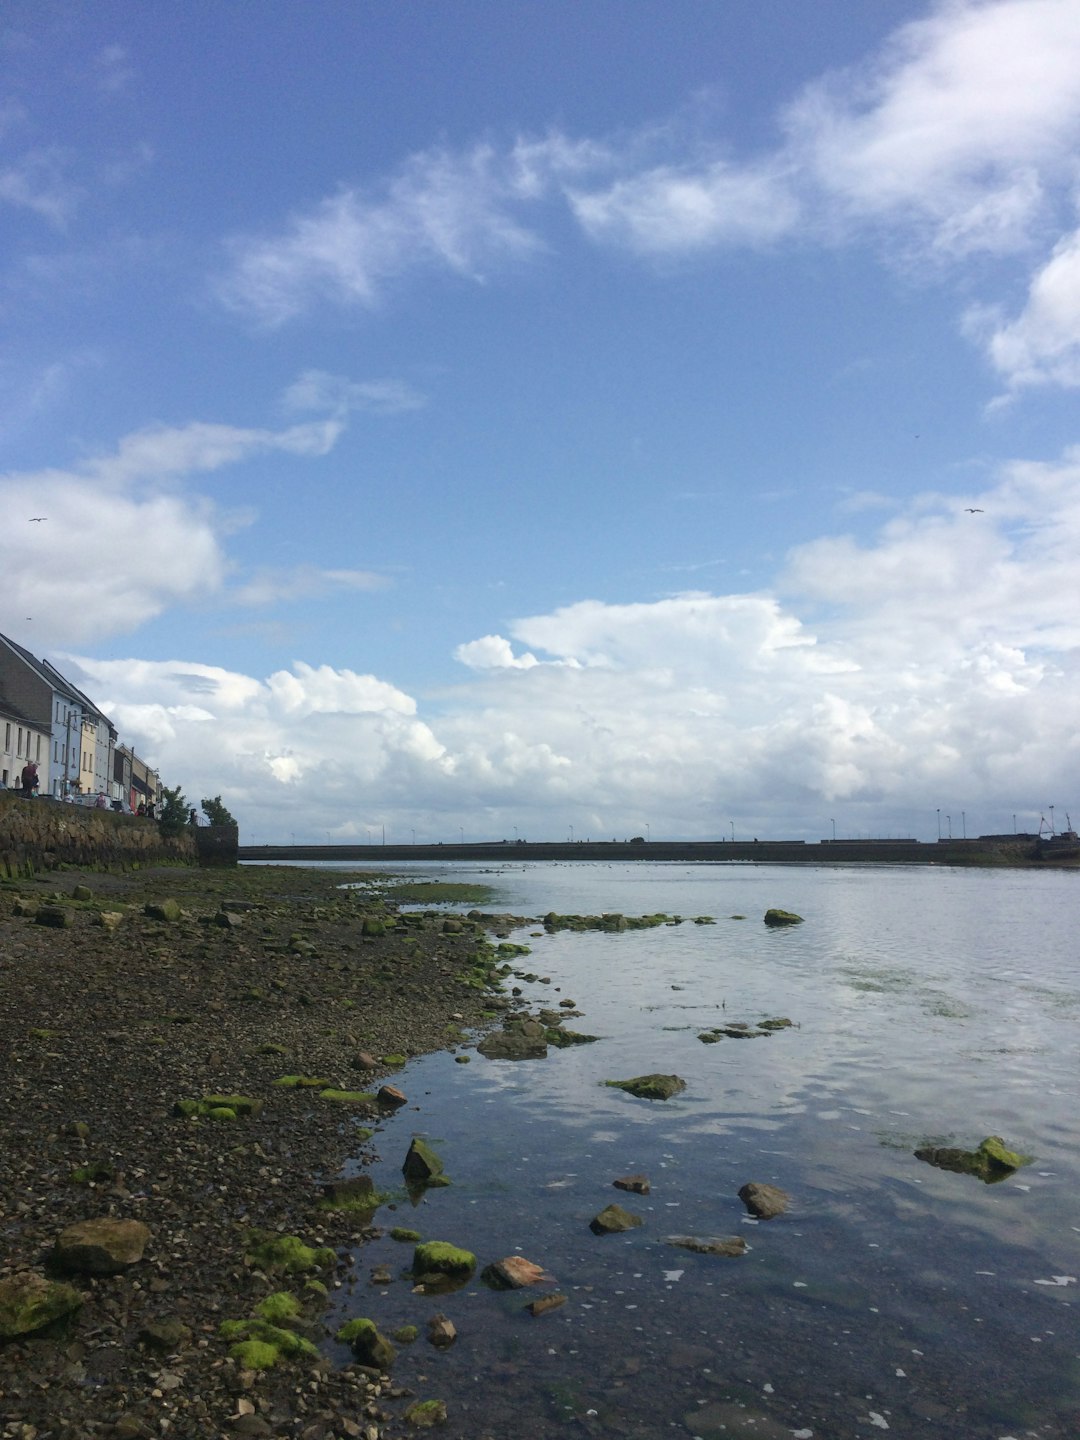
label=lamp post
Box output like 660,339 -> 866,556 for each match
569,824 -> 574,843
831,818 -> 836,841
646,822 -> 650,843
411,828 -> 416,846
946,814 -> 951,839
1049,805 -> 1055,835
936,808 -> 941,840
961,811 -> 966,839
730,821 -> 735,842
459,826 -> 464,845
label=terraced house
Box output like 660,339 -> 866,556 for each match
0,633 -> 117,800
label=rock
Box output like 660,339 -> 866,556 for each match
13,898 -> 38,917
613,1174 -> 651,1194
144,899 -> 182,922
95,910 -> 125,930
476,1028 -> 548,1060
738,1182 -> 790,1219
212,910 -> 244,928
378,1084 -> 407,1107
605,1074 -> 686,1100
403,1399 -> 448,1427
426,1312 -> 456,1347
763,908 -> 803,926
402,1137 -> 445,1184
590,1204 -> 643,1235
139,1317 -> 192,1351
36,905 -> 72,928
527,1292 -> 567,1316
412,1241 -> 476,1282
336,1317 -> 396,1369
481,1256 -> 546,1289
665,1235 -> 747,1256
51,1217 -> 151,1274
72,884 -> 93,901
321,1175 -> 375,1207
0,1271 -> 83,1337
914,1135 -> 1032,1183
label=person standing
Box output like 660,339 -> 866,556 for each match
20,759 -> 39,798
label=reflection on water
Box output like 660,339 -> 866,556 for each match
328,862 -> 1080,1438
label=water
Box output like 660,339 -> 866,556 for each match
324,861 -> 1080,1438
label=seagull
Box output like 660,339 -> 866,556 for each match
964,507 -> 984,513
28,516 -> 47,522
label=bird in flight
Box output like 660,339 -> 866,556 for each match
964,507 -> 984,513
28,516 -> 47,522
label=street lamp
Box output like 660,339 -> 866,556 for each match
936,808 -> 941,840
1049,805 -> 1055,835
459,826 -> 464,844
946,814 -> 951,838
569,824 -> 574,843
646,822 -> 650,842
730,821 -> 735,841
961,811 -> 966,839
411,828 -> 416,846
831,818 -> 836,841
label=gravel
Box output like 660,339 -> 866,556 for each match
0,863 -> 501,1439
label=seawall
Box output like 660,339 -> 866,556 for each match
0,792 -> 209,877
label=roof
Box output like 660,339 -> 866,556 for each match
0,631 -> 110,723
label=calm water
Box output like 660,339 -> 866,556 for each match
321,861 -> 1080,1439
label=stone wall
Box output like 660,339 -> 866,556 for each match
0,791 -> 198,878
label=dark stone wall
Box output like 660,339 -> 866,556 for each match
0,791 -> 198,878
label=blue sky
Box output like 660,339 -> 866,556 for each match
3,0 -> 1080,843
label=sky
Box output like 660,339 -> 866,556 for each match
2,0 -> 1080,845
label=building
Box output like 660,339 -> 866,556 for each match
114,743 -> 162,813
0,633 -> 115,799
0,694 -> 50,791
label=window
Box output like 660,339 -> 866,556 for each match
17,727 -> 23,757
4,723 -> 9,751
54,741 -> 59,764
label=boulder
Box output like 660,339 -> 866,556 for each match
477,1027 -> 548,1060
337,1317 -> 396,1369
0,1271 -> 83,1338
402,1138 -> 445,1184
378,1084 -> 407,1107
321,1175 -> 375,1207
914,1135 -> 1032,1183
763,909 -> 803,926
665,1235 -> 747,1257
527,1292 -> 567,1316
426,1312 -> 456,1347
605,1074 -> 686,1101
412,1241 -> 476,1282
144,899 -> 182,922
403,1400 -> 448,1428
481,1256 -> 546,1289
613,1174 -> 651,1194
590,1204 -> 643,1235
36,905 -> 72,928
51,1217 -> 151,1274
738,1182 -> 790,1219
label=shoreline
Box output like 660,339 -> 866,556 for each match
0,863 -> 507,1439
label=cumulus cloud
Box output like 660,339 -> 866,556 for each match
0,406 -> 353,644
53,446 -> 1080,843
969,227 -> 1080,392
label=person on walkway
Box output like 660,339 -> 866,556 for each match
20,759 -> 39,799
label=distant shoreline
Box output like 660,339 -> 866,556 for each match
239,835 -> 1079,868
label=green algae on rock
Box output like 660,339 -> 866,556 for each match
763,908 -> 803,926
337,1316 -> 397,1368
605,1073 -> 686,1100
590,1203 -> 644,1235
914,1135 -> 1033,1183
404,1398 -> 448,1427
402,1137 -> 449,1186
412,1241 -> 476,1281
244,1232 -> 336,1274
0,1272 -> 83,1338
229,1339 -> 280,1371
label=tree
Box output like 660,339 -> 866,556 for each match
201,794 -> 237,828
158,784 -> 189,837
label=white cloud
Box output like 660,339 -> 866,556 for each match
52,446 -> 1080,842
231,566 -> 389,608
282,369 -> 425,416
969,227 -> 1080,391
569,158 -> 799,253
0,403 -> 351,643
0,145 -> 81,225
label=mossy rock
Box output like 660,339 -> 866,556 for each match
382,1053 -> 407,1067
914,1135 -> 1033,1183
393,1324 -> 419,1344
254,1292 -> 303,1325
413,1241 -> 476,1279
144,899 -> 182,922
0,1272 -> 83,1338
229,1339 -> 280,1370
402,1137 -> 445,1183
605,1073 -> 686,1101
337,1317 -> 396,1368
36,906 -> 72,929
70,1162 -> 115,1185
404,1399 -> 448,1427
390,1227 -> 421,1243
274,1075 -> 333,1089
319,1089 -> 376,1104
545,1028 -> 599,1048
763,908 -> 803,926
245,1233 -> 336,1274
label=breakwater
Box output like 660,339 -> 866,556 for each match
0,792 -> 237,876
239,834 -> 1074,867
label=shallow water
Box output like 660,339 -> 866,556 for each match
324,861 -> 1080,1438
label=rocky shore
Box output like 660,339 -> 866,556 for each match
0,863 -> 506,1440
